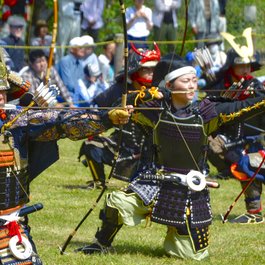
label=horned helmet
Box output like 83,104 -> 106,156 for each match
221,27 -> 262,72
128,43 -> 161,74
128,43 -> 161,85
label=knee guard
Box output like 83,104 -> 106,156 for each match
87,159 -> 105,184
95,206 -> 123,247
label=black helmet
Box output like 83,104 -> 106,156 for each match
220,28 -> 262,72
220,48 -> 262,73
115,43 -> 161,83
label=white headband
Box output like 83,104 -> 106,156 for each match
164,66 -> 196,82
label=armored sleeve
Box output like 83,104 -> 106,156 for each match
8,109 -> 108,141
201,96 -> 265,135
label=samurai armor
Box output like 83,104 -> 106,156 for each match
0,169 -> 29,210
151,183 -> 212,228
153,111 -> 207,173
0,225 -> 32,265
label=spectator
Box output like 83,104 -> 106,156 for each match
80,0 -> 105,43
74,63 -> 109,107
1,0 -> 33,39
205,33 -> 227,71
20,49 -> 73,106
30,20 -> 53,57
98,39 -> 116,87
152,0 -> 182,53
0,15 -> 26,72
126,0 -> 153,49
80,35 -> 100,70
57,0 -> 83,60
188,0 -> 221,48
56,36 -> 86,99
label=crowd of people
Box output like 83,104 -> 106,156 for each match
0,0 -> 229,108
0,0 -> 264,264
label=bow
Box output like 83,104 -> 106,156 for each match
45,0 -> 58,84
104,0 -> 129,181
59,0 -> 128,254
0,0 -> 59,209
222,154 -> 265,223
179,0 -> 188,56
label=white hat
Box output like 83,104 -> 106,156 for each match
86,64 -> 101,77
7,15 -> 25,27
69,37 -> 84,47
81,35 -> 95,46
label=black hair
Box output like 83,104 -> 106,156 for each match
103,36 -> 115,49
29,49 -> 46,63
34,20 -> 48,37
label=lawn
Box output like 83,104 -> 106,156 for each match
29,138 -> 265,265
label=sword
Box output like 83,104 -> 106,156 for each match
138,170 -> 219,191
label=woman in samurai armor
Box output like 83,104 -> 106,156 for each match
0,50 -> 130,265
78,43 -> 161,187
76,59 -> 265,260
205,31 -> 265,223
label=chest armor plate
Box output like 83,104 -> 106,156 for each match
153,111 -> 207,173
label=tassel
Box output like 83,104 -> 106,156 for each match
6,221 -> 22,243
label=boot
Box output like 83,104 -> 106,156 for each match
229,212 -> 264,224
76,206 -> 123,255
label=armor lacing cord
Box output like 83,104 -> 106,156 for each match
6,221 -> 22,243
129,86 -> 160,106
159,112 -> 202,173
0,138 -> 32,207
186,207 -> 191,216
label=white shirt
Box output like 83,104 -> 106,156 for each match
98,54 -> 114,86
80,0 -> 104,30
126,5 -> 153,38
74,77 -> 109,106
81,53 -> 100,69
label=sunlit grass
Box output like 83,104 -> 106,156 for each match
29,138 -> 265,265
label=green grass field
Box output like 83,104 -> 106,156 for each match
29,138 -> 265,265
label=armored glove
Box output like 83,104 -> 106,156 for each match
108,108 -> 132,125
